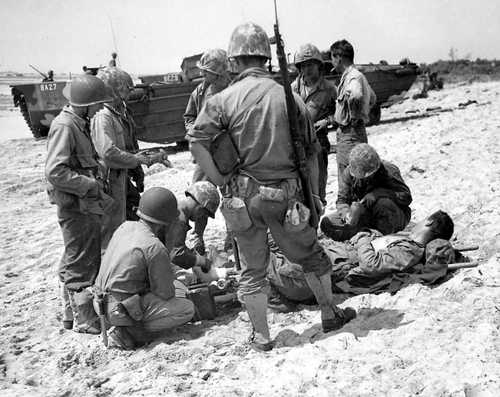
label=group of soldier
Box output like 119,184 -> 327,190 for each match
45,21 -> 456,352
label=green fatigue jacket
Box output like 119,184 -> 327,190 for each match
334,65 -> 376,126
45,106 -> 106,215
184,80 -> 222,133
291,75 -> 337,127
336,160 -> 412,218
187,67 -> 317,181
91,105 -> 140,245
95,221 -> 176,301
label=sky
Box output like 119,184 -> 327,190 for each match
1,0 -> 499,75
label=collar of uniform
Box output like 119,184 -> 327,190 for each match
104,103 -> 124,117
233,67 -> 271,83
339,65 -> 356,88
62,105 -> 88,130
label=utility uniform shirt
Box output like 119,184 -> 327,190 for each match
95,221 -> 176,301
335,65 -> 376,126
45,106 -> 103,214
350,234 -> 425,279
184,81 -> 223,132
187,67 -> 317,181
291,75 -> 337,128
337,160 -> 412,217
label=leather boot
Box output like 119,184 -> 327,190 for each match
60,283 -> 74,330
304,272 -> 356,332
242,293 -> 274,352
68,289 -> 101,335
108,326 -> 136,350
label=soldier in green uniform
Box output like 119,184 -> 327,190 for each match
45,75 -> 112,332
292,43 -> 337,206
187,22 -> 355,351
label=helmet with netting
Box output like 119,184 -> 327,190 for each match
97,67 -> 133,100
294,43 -> 323,67
349,144 -> 381,179
185,181 -> 220,218
228,22 -> 271,59
197,49 -> 229,76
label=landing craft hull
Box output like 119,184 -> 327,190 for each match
11,63 -> 419,142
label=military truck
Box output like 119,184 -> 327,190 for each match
11,55 -> 419,142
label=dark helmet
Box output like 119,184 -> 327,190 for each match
97,67 -> 133,100
294,43 -> 323,67
197,49 -> 229,76
349,144 -> 381,179
62,74 -> 112,106
228,22 -> 271,59
185,181 -> 220,218
137,187 -> 179,225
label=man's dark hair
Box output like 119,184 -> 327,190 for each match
330,40 -> 354,62
428,210 -> 454,240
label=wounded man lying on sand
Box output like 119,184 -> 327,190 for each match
267,210 -> 459,312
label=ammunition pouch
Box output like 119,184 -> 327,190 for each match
220,196 -> 252,232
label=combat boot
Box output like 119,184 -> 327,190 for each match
242,293 -> 274,352
60,283 -> 74,330
68,289 -> 101,335
304,272 -> 356,333
108,326 -> 136,350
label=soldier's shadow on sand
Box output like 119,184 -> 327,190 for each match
274,307 -> 412,348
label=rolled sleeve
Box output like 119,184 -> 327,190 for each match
186,96 -> 224,149
45,124 -> 94,197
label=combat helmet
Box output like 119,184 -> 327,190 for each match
137,187 -> 179,225
294,43 -> 323,67
185,181 -> 220,218
197,49 -> 229,76
97,67 -> 134,100
63,74 -> 112,107
349,144 -> 381,179
228,22 -> 271,59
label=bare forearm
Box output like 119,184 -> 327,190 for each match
190,142 -> 225,186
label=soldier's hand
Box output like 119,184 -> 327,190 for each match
200,257 -> 212,273
350,231 -> 372,245
314,119 -> 328,131
135,153 -> 152,167
361,192 -> 377,209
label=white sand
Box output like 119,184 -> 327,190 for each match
0,81 -> 499,397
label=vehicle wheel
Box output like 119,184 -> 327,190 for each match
367,104 -> 381,126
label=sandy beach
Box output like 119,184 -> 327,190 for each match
0,80 -> 499,396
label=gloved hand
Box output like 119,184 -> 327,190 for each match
361,192 -> 377,209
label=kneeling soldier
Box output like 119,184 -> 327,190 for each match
94,187 -> 195,349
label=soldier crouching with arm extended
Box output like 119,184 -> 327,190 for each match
187,22 -> 356,352
45,75 -> 112,333
91,67 -> 165,249
94,188 -> 195,350
321,143 -> 412,241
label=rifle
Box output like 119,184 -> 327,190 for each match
447,261 -> 481,271
273,0 -> 319,228
29,64 -> 47,80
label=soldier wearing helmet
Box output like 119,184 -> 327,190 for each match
330,39 -> 377,191
45,74 -> 113,333
94,187 -> 195,349
184,49 -> 230,183
92,67 -> 168,249
187,22 -> 355,352
292,43 -> 337,206
167,181 -> 220,281
321,143 -> 412,241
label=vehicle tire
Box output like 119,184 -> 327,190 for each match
367,104 -> 381,126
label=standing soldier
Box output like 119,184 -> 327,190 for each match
184,49 -> 231,183
330,39 -> 376,189
188,22 -> 356,351
45,75 -> 112,333
292,43 -> 337,206
91,67 -> 167,249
